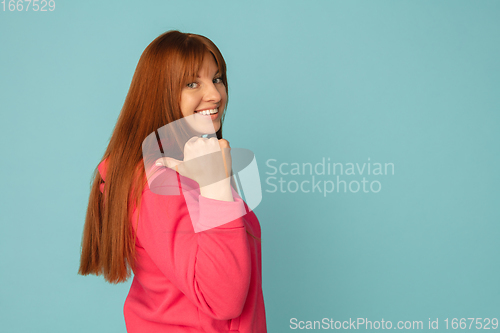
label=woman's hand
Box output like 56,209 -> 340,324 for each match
155,137 -> 234,201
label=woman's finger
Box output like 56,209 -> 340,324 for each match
218,138 -> 230,149
155,157 -> 182,169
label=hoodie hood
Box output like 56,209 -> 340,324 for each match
96,155 -> 202,196
96,156 -> 187,195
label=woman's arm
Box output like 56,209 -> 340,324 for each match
134,187 -> 251,320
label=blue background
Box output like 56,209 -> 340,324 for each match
1,0 -> 499,332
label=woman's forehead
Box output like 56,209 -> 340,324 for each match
183,51 -> 222,82
197,53 -> 219,77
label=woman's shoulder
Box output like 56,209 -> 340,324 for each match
143,163 -> 182,194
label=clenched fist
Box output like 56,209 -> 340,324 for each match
155,136 -> 232,189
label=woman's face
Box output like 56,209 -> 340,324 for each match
180,52 -> 227,134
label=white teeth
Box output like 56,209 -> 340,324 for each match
197,108 -> 218,115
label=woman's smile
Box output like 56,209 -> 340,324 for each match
194,107 -> 220,120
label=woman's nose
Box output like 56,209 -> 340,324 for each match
203,82 -> 221,102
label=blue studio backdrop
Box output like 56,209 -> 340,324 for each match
1,0 -> 499,332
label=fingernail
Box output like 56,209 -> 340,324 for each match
156,162 -> 163,166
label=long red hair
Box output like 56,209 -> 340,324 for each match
78,30 -> 259,284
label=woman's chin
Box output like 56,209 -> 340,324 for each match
183,113 -> 221,135
192,122 -> 220,135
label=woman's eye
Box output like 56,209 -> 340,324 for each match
186,78 -> 222,88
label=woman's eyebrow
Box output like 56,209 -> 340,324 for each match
196,71 -> 221,78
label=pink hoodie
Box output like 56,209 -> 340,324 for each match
98,159 -> 267,332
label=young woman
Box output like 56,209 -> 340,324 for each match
78,30 -> 267,333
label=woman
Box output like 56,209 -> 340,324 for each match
78,30 -> 267,333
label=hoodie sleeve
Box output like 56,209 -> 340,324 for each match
134,185 -> 252,321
